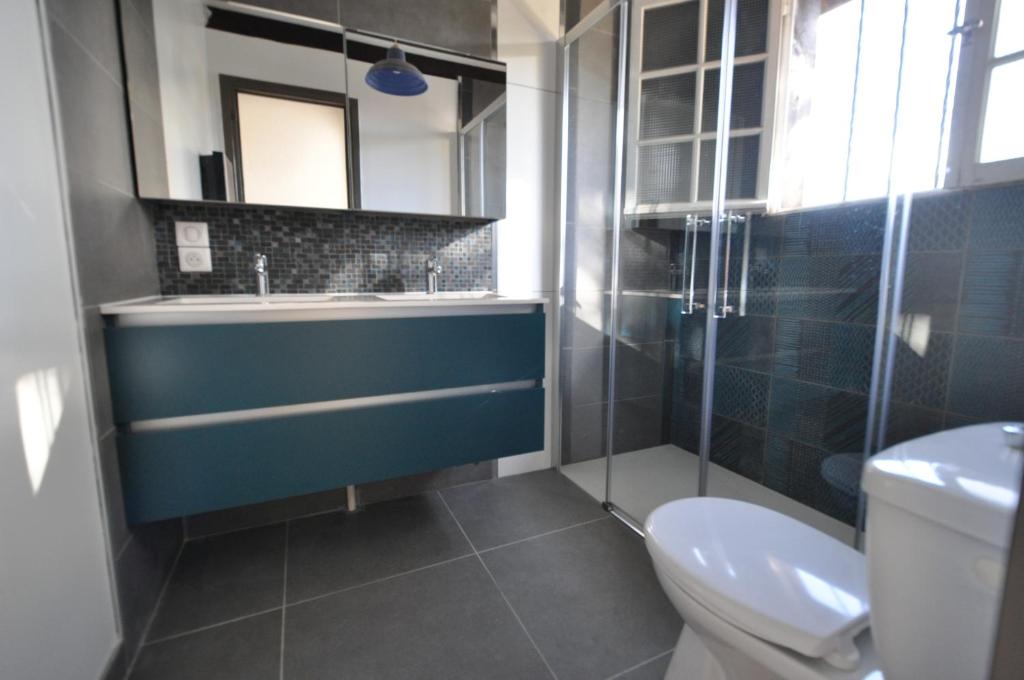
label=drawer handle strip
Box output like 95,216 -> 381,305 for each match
129,380 -> 539,432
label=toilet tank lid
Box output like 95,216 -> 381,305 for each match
862,423 -> 1023,549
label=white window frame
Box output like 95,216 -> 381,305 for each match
623,0 -> 782,216
947,0 -> 1024,187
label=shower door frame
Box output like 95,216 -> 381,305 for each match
557,0 -> 909,546
556,0 -> 633,525
555,0 -> 746,533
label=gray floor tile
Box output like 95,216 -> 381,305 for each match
614,651 -> 673,679
286,493 -> 472,602
482,518 -> 682,680
284,556 -> 551,680
130,610 -> 280,680
441,469 -> 606,550
149,524 -> 286,640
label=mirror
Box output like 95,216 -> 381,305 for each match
119,1 -> 506,219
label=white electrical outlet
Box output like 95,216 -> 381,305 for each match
175,221 -> 209,247
178,246 -> 212,272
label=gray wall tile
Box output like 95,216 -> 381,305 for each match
46,0 -> 124,79
66,170 -> 160,306
49,20 -> 135,191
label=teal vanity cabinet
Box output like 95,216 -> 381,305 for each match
104,307 -> 546,524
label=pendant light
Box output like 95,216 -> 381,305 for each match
365,42 -> 428,96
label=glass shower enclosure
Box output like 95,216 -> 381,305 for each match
558,0 -> 1024,544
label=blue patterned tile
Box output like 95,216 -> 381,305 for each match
969,183 -> 1024,251
884,402 -> 945,447
712,365 -> 769,427
764,436 -> 857,525
908,190 -> 969,252
715,314 -> 775,372
900,252 -> 962,333
776,254 -> 881,324
767,378 -> 868,453
772,319 -> 874,393
726,255 -> 778,316
782,202 -> 886,257
948,335 -> 1024,421
890,332 -> 953,409
708,415 -> 766,482
957,250 -> 1024,337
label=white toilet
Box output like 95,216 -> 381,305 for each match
645,423 -> 1023,680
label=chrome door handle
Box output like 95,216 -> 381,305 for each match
682,214 -> 707,315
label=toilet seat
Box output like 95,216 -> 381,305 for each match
645,498 -> 870,669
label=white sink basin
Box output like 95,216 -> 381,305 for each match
374,292 -> 500,301
157,294 -> 336,305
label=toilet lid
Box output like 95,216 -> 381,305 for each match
645,497 -> 870,663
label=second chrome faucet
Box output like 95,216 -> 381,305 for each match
425,258 -> 443,294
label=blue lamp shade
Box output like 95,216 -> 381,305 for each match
365,44 -> 428,96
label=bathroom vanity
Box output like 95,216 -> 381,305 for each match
101,294 -> 546,524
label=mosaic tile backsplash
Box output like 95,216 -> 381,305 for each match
150,202 -> 494,295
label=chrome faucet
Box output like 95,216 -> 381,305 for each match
426,259 -> 443,294
254,253 -> 269,296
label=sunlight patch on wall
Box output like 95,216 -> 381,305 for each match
16,367 -> 67,494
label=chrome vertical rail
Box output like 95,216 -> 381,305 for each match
603,0 -> 630,509
856,0 -> 911,549
738,213 -> 751,317
554,28 -> 571,470
457,76 -> 466,216
479,118 -> 487,216
697,0 -> 739,497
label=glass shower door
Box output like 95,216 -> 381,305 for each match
557,3 -> 626,505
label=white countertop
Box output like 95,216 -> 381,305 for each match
101,293 -> 549,326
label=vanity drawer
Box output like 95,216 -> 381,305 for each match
118,387 -> 544,524
105,311 -> 545,423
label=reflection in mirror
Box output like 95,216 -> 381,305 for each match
343,30 -> 506,218
120,1 -> 506,218
122,0 -> 348,208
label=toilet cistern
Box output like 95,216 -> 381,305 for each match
426,258 -> 443,294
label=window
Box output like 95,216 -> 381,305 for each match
625,0 -> 778,215
220,76 -> 360,210
773,0 -> 1024,210
948,0 -> 1024,185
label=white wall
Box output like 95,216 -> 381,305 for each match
0,1 -> 118,678
495,0 -> 561,477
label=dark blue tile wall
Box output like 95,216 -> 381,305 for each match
662,179 -> 1024,526
149,201 -> 494,296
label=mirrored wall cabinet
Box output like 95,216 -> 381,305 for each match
120,1 -> 507,220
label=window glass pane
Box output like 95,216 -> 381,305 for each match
637,141 -> 694,204
706,0 -> 769,61
640,73 -> 697,138
979,59 -> 1024,163
697,135 -> 760,200
993,0 -> 1024,58
237,93 -> 348,209
642,2 -> 699,71
702,62 -> 765,132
